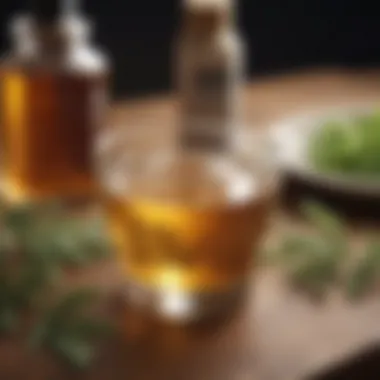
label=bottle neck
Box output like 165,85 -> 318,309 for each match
182,8 -> 233,41
178,8 -> 241,155
10,14 -> 91,62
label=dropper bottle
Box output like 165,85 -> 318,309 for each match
0,0 -> 110,203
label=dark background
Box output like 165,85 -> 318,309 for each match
1,0 -> 380,99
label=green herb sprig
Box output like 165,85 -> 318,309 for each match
0,200 -> 112,369
265,201 -> 380,300
30,288 -> 113,369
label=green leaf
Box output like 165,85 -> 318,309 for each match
346,241 -> 380,299
301,201 -> 344,235
67,318 -> 114,339
29,311 -> 111,351
12,263 -> 57,308
28,320 -> 50,349
0,201 -> 112,369
0,227 -> 16,255
28,288 -> 108,369
59,218 -> 110,265
290,255 -> 339,298
52,335 -> 96,370
48,288 -> 101,325
267,203 -> 350,298
3,204 -> 35,232
17,210 -> 110,269
0,307 -> 18,333
270,235 -> 318,263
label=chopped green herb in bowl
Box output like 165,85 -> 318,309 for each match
309,110 -> 380,177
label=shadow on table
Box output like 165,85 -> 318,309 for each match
308,344 -> 380,380
84,290 -> 251,380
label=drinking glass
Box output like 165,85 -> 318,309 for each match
97,122 -> 277,323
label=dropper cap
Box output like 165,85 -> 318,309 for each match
182,0 -> 234,32
184,0 -> 232,13
30,0 -> 79,23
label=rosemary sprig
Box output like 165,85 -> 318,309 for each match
346,241 -> 380,299
30,288 -> 113,369
266,201 -> 380,300
0,200 -> 112,369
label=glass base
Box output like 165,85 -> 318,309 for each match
123,279 -> 248,324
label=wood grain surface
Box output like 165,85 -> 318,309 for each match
2,67 -> 380,380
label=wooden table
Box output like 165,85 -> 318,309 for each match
2,68 -> 380,380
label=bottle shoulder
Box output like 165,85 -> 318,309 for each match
2,15 -> 110,77
0,44 -> 110,78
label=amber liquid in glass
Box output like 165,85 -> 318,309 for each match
108,193 -> 269,292
0,66 -> 107,202
105,157 -> 272,320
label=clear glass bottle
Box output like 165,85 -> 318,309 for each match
176,0 -> 245,151
0,0 -> 110,203
100,0 -> 276,323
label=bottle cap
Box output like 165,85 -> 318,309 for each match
29,0 -> 79,23
185,0 -> 232,11
183,0 -> 234,34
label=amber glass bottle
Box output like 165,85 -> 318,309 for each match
0,0 -> 109,203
